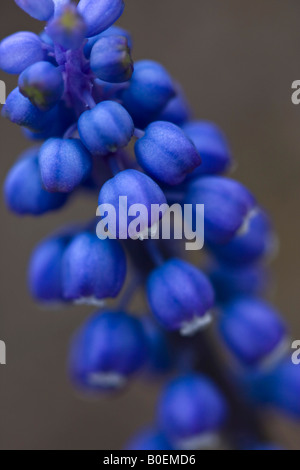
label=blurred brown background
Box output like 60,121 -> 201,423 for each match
0,0 -> 300,450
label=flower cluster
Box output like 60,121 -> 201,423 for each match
1,0 -> 299,451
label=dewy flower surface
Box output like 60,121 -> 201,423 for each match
1,0 -> 299,451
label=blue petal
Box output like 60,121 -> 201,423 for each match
121,60 -> 176,129
77,0 -> 125,38
90,35 -> 133,83
39,138 -> 92,193
28,235 -> 69,302
84,25 -> 132,58
0,32 -> 44,74
183,121 -> 232,175
15,0 -> 54,21
147,259 -> 215,331
19,61 -> 64,111
2,87 -> 59,131
219,297 -> 287,367
185,176 -> 256,245
98,169 -> 167,238
210,209 -> 274,265
78,101 -> 134,156
135,121 -> 201,185
69,310 -> 147,391
158,86 -> 191,126
62,232 -> 126,300
208,262 -> 269,303
4,147 -> 68,215
46,4 -> 87,50
158,374 -> 228,444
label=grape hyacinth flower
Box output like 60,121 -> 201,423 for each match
2,87 -> 59,131
158,84 -> 191,126
182,120 -> 233,176
208,261 -> 269,303
84,25 -> 133,59
4,147 -> 68,215
46,3 -> 87,50
28,230 -> 74,303
39,138 -> 92,192
135,121 -> 202,185
122,60 -> 176,128
15,0 -> 55,21
142,316 -> 173,376
219,297 -> 288,368
0,32 -> 45,74
90,34 -> 133,83
69,310 -> 147,391
242,359 -> 300,419
209,209 -> 276,266
185,176 -> 257,245
1,0 -> 299,451
78,101 -> 134,156
98,169 -> 167,239
258,360 -> 300,418
147,259 -> 215,334
157,374 -> 228,449
18,61 -> 64,111
62,231 -> 126,304
77,0 -> 125,38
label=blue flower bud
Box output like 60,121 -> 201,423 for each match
4,147 -> 68,215
18,62 -> 64,111
39,138 -> 92,193
77,0 -> 125,38
157,374 -> 228,449
126,428 -> 174,451
208,262 -> 269,303
99,26 -> 133,49
2,87 -> 59,131
98,169 -> 167,239
69,310 -> 147,391
28,234 -> 70,302
84,25 -> 132,59
122,60 -> 176,129
147,259 -> 215,334
258,361 -> 300,418
0,32 -> 44,74
185,176 -> 256,245
135,121 -> 201,185
90,35 -> 133,83
182,121 -> 232,176
46,4 -> 87,50
15,0 -> 54,21
219,297 -> 287,367
62,231 -> 126,302
78,101 -> 134,156
23,101 -> 76,139
142,317 -> 173,376
210,210 -> 275,266
158,87 -> 191,126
